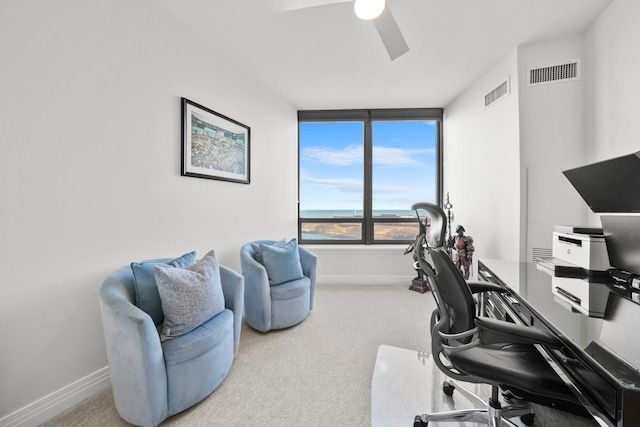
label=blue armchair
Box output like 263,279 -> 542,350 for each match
99,258 -> 244,427
240,240 -> 317,332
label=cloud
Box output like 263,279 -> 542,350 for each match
373,146 -> 434,167
301,145 -> 362,166
300,175 -> 362,193
373,183 -> 407,194
301,145 -> 434,167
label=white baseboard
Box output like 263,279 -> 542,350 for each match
0,367 -> 110,427
318,275 -> 413,286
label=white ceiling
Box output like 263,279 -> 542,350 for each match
157,0 -> 612,110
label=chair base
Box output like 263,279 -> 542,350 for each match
414,380 -> 534,427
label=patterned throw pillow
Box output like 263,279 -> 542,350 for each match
154,250 -> 226,341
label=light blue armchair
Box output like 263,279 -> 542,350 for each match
99,258 -> 244,427
240,240 -> 317,332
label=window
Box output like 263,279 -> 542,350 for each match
298,109 -> 442,244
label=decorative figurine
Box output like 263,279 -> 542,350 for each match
444,192 -> 455,259
405,210 -> 430,293
450,225 -> 475,280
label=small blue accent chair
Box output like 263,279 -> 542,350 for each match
240,240 -> 317,332
99,258 -> 244,427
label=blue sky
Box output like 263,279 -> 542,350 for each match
299,120 -> 438,212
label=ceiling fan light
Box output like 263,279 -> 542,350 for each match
354,0 -> 385,20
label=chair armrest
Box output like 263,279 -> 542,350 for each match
220,265 -> 244,355
240,245 -> 272,332
99,276 -> 168,424
298,245 -> 317,310
475,317 -> 562,348
439,328 -> 481,352
467,280 -> 506,294
240,249 -> 270,294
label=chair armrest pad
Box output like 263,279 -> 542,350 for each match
467,280 -> 505,294
475,317 -> 561,348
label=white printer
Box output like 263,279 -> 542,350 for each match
552,226 -> 610,273
536,225 -> 612,318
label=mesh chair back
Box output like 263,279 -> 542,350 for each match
411,202 -> 476,340
429,248 -> 477,336
411,202 -> 446,248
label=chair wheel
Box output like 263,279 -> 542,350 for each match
442,381 -> 455,396
520,413 -> 535,425
414,415 -> 428,426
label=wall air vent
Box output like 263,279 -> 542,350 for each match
528,60 -> 581,86
532,247 -> 552,262
484,78 -> 510,108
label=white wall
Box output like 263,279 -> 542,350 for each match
443,49 -> 521,266
584,0 -> 640,161
309,245 -> 415,285
3,0 -> 638,424
517,35 -> 588,259
0,0 -> 297,423
442,8 -> 639,266
582,0 -> 640,369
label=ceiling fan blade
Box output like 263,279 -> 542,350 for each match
274,0 -> 349,13
373,6 -> 409,60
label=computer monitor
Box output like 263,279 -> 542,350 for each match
600,214 -> 640,275
563,151 -> 640,213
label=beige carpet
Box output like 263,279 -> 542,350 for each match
41,284 -> 434,427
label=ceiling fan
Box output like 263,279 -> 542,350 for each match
275,0 -> 410,61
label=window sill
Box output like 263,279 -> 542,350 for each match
303,244 -> 409,255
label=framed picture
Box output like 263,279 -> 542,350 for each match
181,98 -> 250,184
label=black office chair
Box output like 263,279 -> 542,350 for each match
411,202 -> 582,427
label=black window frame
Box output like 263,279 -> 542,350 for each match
298,108 -> 443,245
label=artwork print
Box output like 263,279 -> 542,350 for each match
181,98 -> 250,184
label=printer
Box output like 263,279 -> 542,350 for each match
537,225 -> 610,278
542,151 -> 640,317
552,227 -> 610,274
536,226 -> 612,317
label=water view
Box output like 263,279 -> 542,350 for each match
300,209 -> 417,218
300,210 -> 418,241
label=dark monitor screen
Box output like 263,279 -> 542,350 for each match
601,215 -> 640,274
563,151 -> 640,213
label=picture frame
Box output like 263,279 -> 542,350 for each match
181,98 -> 251,184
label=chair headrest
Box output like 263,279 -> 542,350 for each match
411,202 -> 447,248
